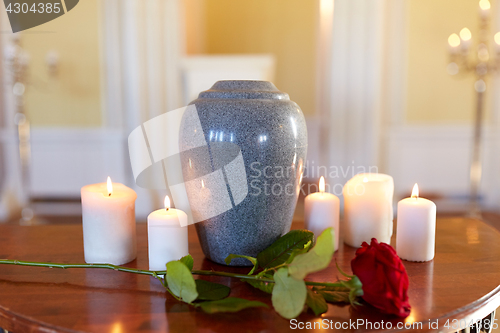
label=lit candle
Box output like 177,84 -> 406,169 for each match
396,184 -> 437,262
459,27 -> 472,50
304,177 -> 340,251
448,33 -> 461,54
494,32 -> 500,52
147,195 -> 189,271
81,177 -> 137,265
343,173 -> 394,247
479,0 -> 490,18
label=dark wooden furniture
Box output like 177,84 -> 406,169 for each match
0,217 -> 499,332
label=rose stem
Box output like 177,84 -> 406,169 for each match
0,259 -> 349,290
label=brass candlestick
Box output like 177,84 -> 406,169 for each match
447,0 -> 500,218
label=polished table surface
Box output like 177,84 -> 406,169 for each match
0,217 -> 499,332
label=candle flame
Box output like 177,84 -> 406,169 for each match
319,176 -> 325,193
201,180 -> 205,188
479,0 -> 490,10
107,177 -> 113,196
448,33 -> 461,47
164,195 -> 170,211
460,28 -> 471,41
411,183 -> 419,199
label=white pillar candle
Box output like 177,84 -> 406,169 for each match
396,184 -> 437,262
343,173 -> 394,247
81,177 -> 137,265
148,196 -> 189,271
304,177 -> 340,251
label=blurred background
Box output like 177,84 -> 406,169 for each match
1,0 -> 500,223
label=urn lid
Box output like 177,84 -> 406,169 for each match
197,80 -> 290,100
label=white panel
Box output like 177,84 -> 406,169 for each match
387,127 -> 471,195
386,126 -> 500,209
29,128 -> 127,197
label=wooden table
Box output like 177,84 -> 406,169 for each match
0,217 -> 499,332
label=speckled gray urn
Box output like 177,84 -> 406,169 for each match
179,80 -> 307,266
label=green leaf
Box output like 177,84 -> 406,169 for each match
285,240 -> 312,264
317,290 -> 350,304
195,279 -> 230,301
306,289 -> 328,315
271,268 -> 307,319
199,297 -> 268,314
257,230 -> 314,269
179,254 -> 194,271
243,278 -> 274,294
166,260 -> 198,303
288,228 -> 335,280
225,254 -> 258,274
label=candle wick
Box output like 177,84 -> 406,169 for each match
108,193 -> 111,197
166,207 -> 169,211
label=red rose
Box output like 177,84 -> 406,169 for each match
351,238 -> 411,317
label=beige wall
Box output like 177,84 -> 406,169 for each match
188,0 -> 317,116
406,0 -> 491,124
21,0 -> 102,127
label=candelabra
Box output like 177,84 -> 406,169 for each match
4,35 -> 43,225
447,0 -> 500,218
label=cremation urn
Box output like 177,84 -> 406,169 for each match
179,80 -> 307,265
